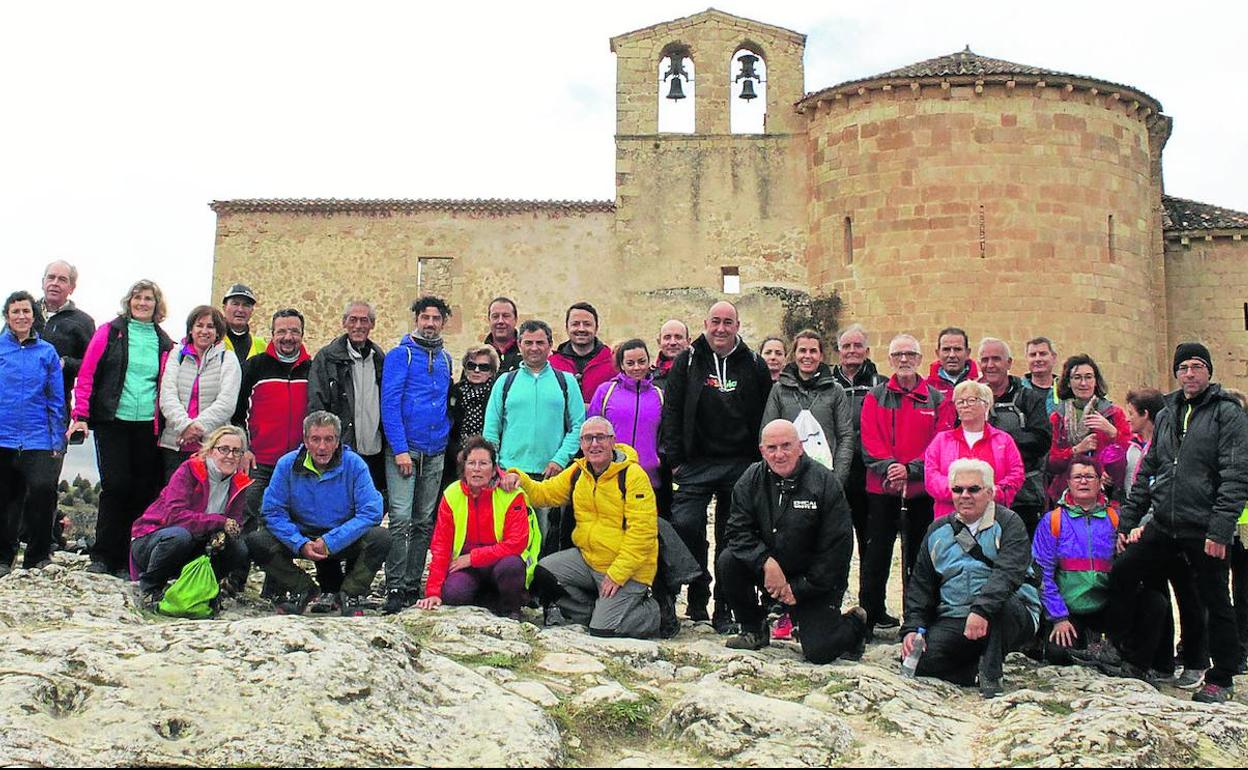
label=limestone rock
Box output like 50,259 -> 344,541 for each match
662,682 -> 854,767
536,652 -> 607,675
574,682 -> 640,708
505,681 -> 561,708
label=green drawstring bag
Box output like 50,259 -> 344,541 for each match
157,555 -> 219,619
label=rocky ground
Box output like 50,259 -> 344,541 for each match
0,554 -> 1245,767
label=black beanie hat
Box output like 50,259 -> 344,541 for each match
1173,342 -> 1213,377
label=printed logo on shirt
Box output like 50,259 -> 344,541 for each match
705,375 -> 738,393
792,499 -> 818,510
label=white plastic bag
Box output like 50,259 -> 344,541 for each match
793,409 -> 834,470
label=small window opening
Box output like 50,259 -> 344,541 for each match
722,266 -> 741,294
844,216 -> 854,265
1107,214 -> 1116,262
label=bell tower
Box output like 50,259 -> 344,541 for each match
608,9 -> 811,331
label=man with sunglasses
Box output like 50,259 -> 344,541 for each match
1108,342 -> 1248,704
901,458 -> 1039,699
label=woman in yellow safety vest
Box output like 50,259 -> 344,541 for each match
416,435 -> 540,618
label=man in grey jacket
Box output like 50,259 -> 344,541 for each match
1109,342 -> 1248,704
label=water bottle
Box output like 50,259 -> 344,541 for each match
901,627 -> 926,678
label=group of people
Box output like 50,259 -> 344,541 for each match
1,261 -> 1245,705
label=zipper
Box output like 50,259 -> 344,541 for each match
631,386 -> 640,447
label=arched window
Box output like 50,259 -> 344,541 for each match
730,46 -> 767,134
658,44 -> 695,134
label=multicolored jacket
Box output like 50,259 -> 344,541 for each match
1031,492 -> 1117,621
231,343 -> 311,466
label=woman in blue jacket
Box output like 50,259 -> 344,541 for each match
0,291 -> 66,575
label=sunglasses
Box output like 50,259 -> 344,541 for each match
951,485 -> 984,495
465,362 -> 495,373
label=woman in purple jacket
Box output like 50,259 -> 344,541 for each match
587,339 -> 663,490
130,425 -> 252,604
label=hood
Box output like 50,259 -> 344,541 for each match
929,359 -> 980,384
610,371 -> 654,392
264,341 -> 311,366
778,362 -> 835,390
572,442 -> 640,481
691,333 -> 751,361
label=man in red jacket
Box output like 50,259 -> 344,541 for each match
550,302 -> 616,405
928,327 -> 979,401
860,333 -> 954,636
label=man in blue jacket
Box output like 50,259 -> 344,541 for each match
380,296 -> 454,613
247,411 -> 389,616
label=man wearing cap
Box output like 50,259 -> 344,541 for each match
222,284 -> 267,369
1108,342 -> 1248,704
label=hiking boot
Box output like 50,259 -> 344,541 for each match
979,678 -> 1004,699
382,589 -> 406,615
273,591 -> 310,616
307,591 -> 339,615
687,604 -> 710,623
771,613 -> 795,642
85,560 -> 110,575
404,588 -> 423,608
726,624 -> 769,651
0,563 -> 11,579
872,612 -> 900,629
340,595 -> 367,617
543,605 -> 570,627
141,589 -> 164,612
712,607 -> 739,636
1072,639 -> 1120,670
112,568 -> 131,581
1176,668 -> 1206,690
1109,660 -> 1157,687
842,608 -> 868,661
1192,683 -> 1234,704
657,592 -> 680,639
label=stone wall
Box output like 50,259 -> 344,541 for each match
210,206 -> 616,356
1165,234 -> 1248,392
806,82 -> 1165,392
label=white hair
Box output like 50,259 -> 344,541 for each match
838,323 -> 869,347
581,416 -> 615,436
953,379 -> 994,407
978,336 -> 1012,359
948,458 -> 995,489
889,333 -> 921,352
342,300 -> 377,322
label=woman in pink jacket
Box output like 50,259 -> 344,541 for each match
925,380 -> 1025,517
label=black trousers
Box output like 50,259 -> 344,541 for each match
1107,525 -> 1239,688
246,525 -> 391,598
92,420 -> 162,571
860,492 -> 933,622
1232,539 -> 1248,663
844,464 -> 871,580
717,550 -> 866,663
0,448 -> 60,567
1156,551 -> 1208,670
915,597 -> 1036,685
670,459 -> 751,614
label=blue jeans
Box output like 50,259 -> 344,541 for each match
130,526 -> 249,594
383,451 -> 445,594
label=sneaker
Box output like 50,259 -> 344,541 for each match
382,589 -> 406,615
1192,683 -> 1234,704
140,589 -> 164,612
340,595 -> 367,617
726,625 -> 769,651
873,612 -> 901,629
1149,669 -> 1177,686
543,605 -> 570,627
273,591 -> 310,615
1108,660 -> 1158,687
307,591 -> 339,615
687,604 -> 710,623
1176,668 -> 1206,690
771,613 -> 795,641
85,560 -> 110,575
404,588 -> 423,608
980,678 -> 1004,699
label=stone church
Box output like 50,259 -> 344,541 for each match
210,9 -> 1248,392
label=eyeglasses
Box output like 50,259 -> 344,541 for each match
213,446 -> 246,458
954,398 -> 985,407
889,351 -> 920,360
1176,363 -> 1208,374
464,459 -> 494,469
950,485 -> 984,495
465,362 -> 495,373
1070,473 -> 1100,482
580,433 -> 614,445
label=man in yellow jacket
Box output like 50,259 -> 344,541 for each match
502,416 -> 660,638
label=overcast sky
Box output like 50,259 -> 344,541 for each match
5,1 -> 1246,480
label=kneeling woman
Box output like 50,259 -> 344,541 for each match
417,436 -> 538,618
129,425 -> 252,602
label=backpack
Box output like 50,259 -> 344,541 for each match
601,380 -> 663,413
1048,505 -> 1119,538
157,555 -> 219,619
499,367 -> 573,435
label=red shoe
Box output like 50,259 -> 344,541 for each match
771,613 -> 795,641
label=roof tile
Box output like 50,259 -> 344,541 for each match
209,198 -> 615,215
1162,195 -> 1248,232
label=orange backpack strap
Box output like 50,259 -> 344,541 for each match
1048,508 -> 1063,539
1107,506 -> 1119,530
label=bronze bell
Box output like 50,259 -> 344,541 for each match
739,78 -> 758,101
666,77 -> 687,100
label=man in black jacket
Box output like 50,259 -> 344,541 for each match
1109,342 -> 1248,704
718,420 -> 867,661
978,338 -> 1051,535
660,301 -> 773,632
307,300 -> 386,491
33,260 -> 95,419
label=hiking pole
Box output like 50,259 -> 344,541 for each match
897,482 -> 909,608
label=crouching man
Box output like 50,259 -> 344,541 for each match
717,419 -> 868,662
247,411 -> 390,616
502,417 -> 660,638
901,458 -> 1039,698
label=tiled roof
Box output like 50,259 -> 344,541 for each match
799,48 -> 1161,112
209,199 -> 616,215
1162,195 -> 1248,232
